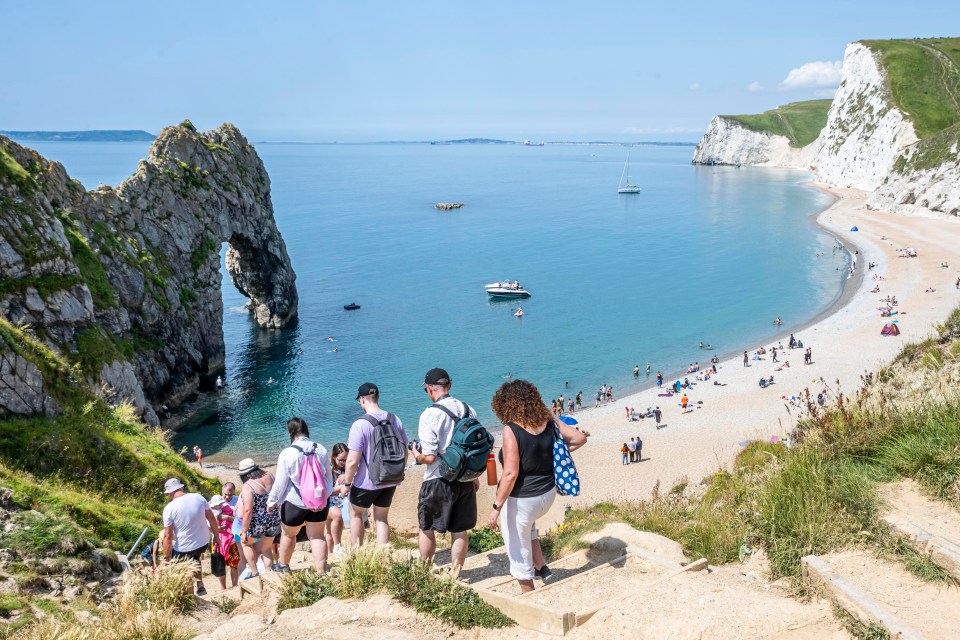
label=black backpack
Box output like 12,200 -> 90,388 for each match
362,413 -> 406,485
432,402 -> 494,483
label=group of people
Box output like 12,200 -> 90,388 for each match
551,392 -> 581,415
594,384 -> 614,407
620,437 -> 643,464
157,368 -> 588,596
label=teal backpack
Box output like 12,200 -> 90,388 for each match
433,402 -> 494,482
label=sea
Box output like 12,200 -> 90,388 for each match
24,140 -> 846,462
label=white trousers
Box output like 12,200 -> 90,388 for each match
501,490 -> 556,580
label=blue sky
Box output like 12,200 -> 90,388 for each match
2,1 -> 957,141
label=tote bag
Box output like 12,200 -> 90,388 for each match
552,423 -> 581,496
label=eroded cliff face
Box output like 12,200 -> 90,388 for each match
0,122 -> 297,424
692,116 -> 804,167
692,42 -> 958,219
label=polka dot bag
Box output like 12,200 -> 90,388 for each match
552,422 -> 581,496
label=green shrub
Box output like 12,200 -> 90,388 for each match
276,570 -> 336,613
385,558 -> 513,628
0,511 -> 91,558
468,527 -> 503,553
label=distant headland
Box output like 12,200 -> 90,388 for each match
0,129 -> 155,142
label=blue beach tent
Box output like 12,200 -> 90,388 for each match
850,226 -> 859,231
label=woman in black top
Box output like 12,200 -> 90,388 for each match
488,380 -> 587,592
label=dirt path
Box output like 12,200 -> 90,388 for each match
882,479 -> 960,543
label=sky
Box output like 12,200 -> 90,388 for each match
2,1 -> 958,142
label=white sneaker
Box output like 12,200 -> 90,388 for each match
333,544 -> 345,560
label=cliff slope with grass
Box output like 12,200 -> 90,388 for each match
693,37 -> 960,219
0,121 -> 297,425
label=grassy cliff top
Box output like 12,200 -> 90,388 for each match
722,100 -> 832,148
861,38 -> 960,139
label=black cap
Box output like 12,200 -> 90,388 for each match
423,368 -> 451,386
356,382 -> 379,400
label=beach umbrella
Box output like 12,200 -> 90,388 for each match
850,226 -> 859,231
557,415 -> 579,426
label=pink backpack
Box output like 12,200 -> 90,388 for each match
290,443 -> 328,510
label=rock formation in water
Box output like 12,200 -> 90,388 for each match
0,120 -> 297,425
692,40 -> 960,219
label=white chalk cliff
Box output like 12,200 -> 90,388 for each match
693,42 -> 959,219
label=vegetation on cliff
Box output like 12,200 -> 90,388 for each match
0,318 -> 215,634
723,100 -> 832,148
862,37 -> 960,173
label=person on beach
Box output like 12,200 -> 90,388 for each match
487,379 -> 587,592
325,443 -> 348,559
595,390 -> 602,408
656,372 -> 663,388
337,383 -> 408,549
412,368 -> 479,570
635,437 -> 642,462
628,437 -> 637,463
654,406 -> 662,429
621,443 -> 629,465
772,347 -> 778,363
634,365 -> 640,376
237,458 -> 281,578
607,386 -> 613,402
646,363 -> 651,374
161,478 -> 219,596
681,394 -> 689,411
576,391 -> 582,410
568,397 -> 575,414
193,445 -> 203,469
743,351 -> 749,367
267,417 -> 332,574
216,376 -> 224,395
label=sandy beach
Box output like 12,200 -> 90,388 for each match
205,185 -> 960,536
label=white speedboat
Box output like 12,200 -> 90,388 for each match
487,284 -> 531,298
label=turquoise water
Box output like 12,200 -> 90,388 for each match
25,141 -> 844,461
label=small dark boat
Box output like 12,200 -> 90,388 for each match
344,303 -> 360,311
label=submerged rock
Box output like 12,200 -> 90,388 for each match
0,121 -> 298,423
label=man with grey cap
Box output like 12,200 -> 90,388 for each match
335,382 -> 408,549
411,368 -> 478,570
161,478 -> 219,596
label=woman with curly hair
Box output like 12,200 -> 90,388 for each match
487,379 -> 587,592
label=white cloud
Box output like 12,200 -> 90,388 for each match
689,82 -> 701,91
781,61 -> 843,89
622,126 -> 702,135
747,81 -> 764,92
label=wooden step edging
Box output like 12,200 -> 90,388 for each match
801,555 -> 925,640
885,514 -> 960,580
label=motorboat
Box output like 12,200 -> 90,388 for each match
343,303 -> 360,310
487,282 -> 531,298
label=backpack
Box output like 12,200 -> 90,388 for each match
361,413 -> 406,486
289,443 -> 328,510
432,402 -> 494,483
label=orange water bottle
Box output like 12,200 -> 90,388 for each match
486,449 -> 498,485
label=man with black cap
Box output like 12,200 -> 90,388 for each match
411,368 -> 478,569
335,382 -> 408,549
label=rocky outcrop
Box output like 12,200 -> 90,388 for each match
0,121 -> 297,424
692,41 -> 959,220
692,116 -> 807,167
812,43 -> 919,191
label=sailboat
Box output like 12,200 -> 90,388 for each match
617,153 -> 641,194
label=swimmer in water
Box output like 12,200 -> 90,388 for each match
267,377 -> 274,384
326,336 -> 335,342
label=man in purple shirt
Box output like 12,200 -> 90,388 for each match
336,382 -> 408,548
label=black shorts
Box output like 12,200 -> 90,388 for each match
349,485 -> 397,510
418,478 -> 477,534
174,545 -> 206,563
281,501 -> 329,527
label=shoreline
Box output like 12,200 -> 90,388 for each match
198,183 -> 960,536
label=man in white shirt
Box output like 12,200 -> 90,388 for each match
410,368 -> 479,571
161,478 -> 219,595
